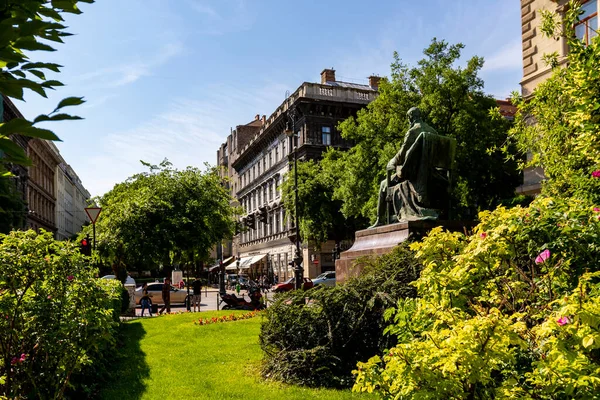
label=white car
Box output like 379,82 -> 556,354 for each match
312,271 -> 336,287
100,274 -> 136,286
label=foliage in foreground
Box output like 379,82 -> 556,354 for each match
260,244 -> 420,388
0,230 -> 122,399
353,197 -> 600,399
509,1 -> 600,205
0,0 -> 91,174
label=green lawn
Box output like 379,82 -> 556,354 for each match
100,312 -> 375,400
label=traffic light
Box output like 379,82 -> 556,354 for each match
80,234 -> 92,256
258,207 -> 268,224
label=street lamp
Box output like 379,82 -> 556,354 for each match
284,109 -> 304,290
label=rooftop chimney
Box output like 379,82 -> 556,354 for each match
255,114 -> 260,120
261,115 -> 266,125
321,68 -> 336,84
368,75 -> 381,90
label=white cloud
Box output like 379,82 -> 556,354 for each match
83,81 -> 287,197
73,41 -> 184,90
481,40 -> 523,72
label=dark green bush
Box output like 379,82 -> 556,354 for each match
260,243 -> 420,388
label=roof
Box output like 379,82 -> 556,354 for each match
324,80 -> 376,91
496,99 -> 517,119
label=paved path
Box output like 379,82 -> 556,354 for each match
134,287 -> 274,317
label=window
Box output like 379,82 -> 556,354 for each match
575,0 -> 598,45
257,162 -> 261,176
263,157 -> 267,172
275,145 -> 279,162
269,151 -> 272,168
322,126 -> 332,146
269,182 -> 273,201
263,187 -> 268,205
275,177 -> 280,197
275,211 -> 280,233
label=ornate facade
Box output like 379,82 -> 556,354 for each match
26,139 -> 60,233
49,142 -> 91,240
217,69 -> 378,280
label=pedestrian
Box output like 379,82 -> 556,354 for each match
191,276 -> 202,312
179,279 -> 185,289
159,278 -> 171,315
235,281 -> 241,296
140,283 -> 152,317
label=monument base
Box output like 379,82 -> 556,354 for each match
335,220 -> 473,284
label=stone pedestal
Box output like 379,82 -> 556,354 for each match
335,220 -> 473,284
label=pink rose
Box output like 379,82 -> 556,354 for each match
592,170 -> 600,178
47,295 -> 52,299
480,232 -> 487,239
11,357 -> 18,365
535,249 -> 551,264
557,316 -> 570,326
67,275 -> 74,282
594,207 -> 600,212
19,353 -> 26,362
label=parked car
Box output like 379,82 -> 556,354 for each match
100,274 -> 136,286
133,282 -> 189,305
312,271 -> 336,287
272,277 -> 313,292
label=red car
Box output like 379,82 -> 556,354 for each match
272,277 -> 313,292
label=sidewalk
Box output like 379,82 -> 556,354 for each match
133,287 -> 273,317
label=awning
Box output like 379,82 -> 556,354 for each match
237,254 -> 267,270
208,256 -> 235,272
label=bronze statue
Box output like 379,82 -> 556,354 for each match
369,107 -> 456,228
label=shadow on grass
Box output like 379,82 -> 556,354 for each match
100,321 -> 149,400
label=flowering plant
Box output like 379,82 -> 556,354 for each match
195,311 -> 261,326
354,197 -> 600,399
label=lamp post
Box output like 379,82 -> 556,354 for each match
284,108 -> 304,290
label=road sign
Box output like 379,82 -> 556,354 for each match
84,207 -> 102,224
312,259 -> 319,265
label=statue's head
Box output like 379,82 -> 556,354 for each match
407,107 -> 422,124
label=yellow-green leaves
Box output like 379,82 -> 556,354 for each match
354,196 -> 600,398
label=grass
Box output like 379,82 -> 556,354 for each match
100,311 -> 375,400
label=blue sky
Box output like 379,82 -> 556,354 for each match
17,0 -> 523,197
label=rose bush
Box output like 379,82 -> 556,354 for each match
0,230 -> 122,399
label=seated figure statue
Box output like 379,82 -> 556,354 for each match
369,107 -> 456,228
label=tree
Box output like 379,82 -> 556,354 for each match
509,2 -> 600,204
322,39 -> 520,225
88,160 -> 237,274
281,157 -> 368,245
0,176 -> 26,233
0,0 -> 90,175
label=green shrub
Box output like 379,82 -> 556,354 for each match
0,230 -> 122,399
260,244 -> 421,388
354,197 -> 600,399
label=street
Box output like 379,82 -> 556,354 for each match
134,287 -> 274,316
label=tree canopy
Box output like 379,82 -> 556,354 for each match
283,39 -> 521,243
87,160 -> 236,273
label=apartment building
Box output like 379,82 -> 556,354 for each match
49,142 -> 91,240
217,69 -> 378,280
